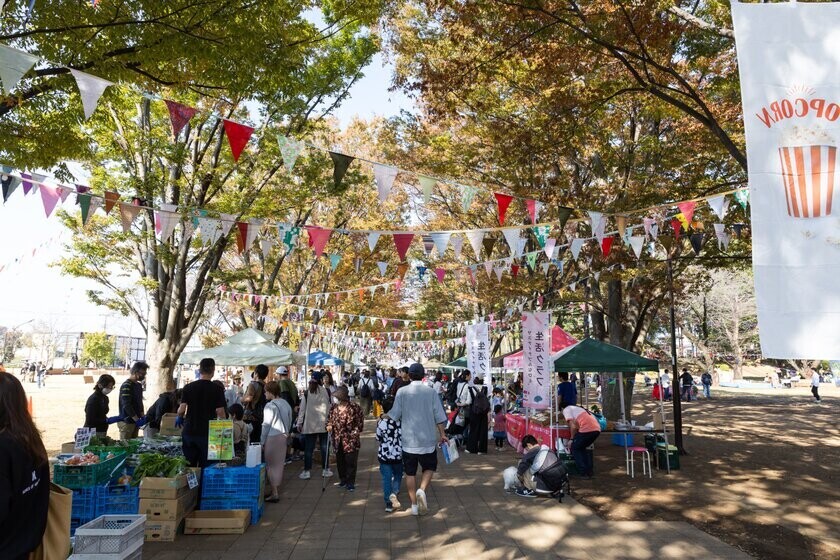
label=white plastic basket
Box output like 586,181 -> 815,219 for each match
73,515 -> 146,556
68,536 -> 142,560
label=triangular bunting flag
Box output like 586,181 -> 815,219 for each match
377,261 -> 388,276
261,238 -> 273,258
78,193 -> 92,224
69,69 -> 112,120
435,268 -> 445,283
246,219 -> 262,248
494,266 -> 504,282
219,213 -> 237,236
511,264 -> 520,278
543,238 -> 557,259
494,192 -> 514,225
516,237 -> 527,258
164,100 -> 197,138
557,206 -> 573,229
56,185 -> 72,203
430,232 -> 451,257
670,218 -> 682,240
419,176 -> 436,204
713,224 -> 730,250
235,222 -> 249,253
119,202 -> 142,232
222,119 -> 254,162
677,201 -> 697,226
675,212 -> 690,232
329,152 -> 354,192
483,235 -> 497,258
461,184 -> 478,212
156,203 -> 179,240
615,215 -> 627,238
601,236 -> 615,257
1,173 -> 21,202
526,199 -> 543,224
466,230 -> 484,259
570,238 -> 585,260
393,233 -> 414,262
0,45 -> 39,94
397,262 -> 409,281
367,232 -> 381,252
734,187 -> 749,210
306,227 -> 333,258
707,194 -> 729,220
525,253 -> 537,271
277,135 -> 305,172
451,235 -> 464,259
38,184 -> 61,217
417,266 -> 427,280
588,210 -> 606,243
22,172 -> 43,196
501,229 -> 519,257
643,217 -> 655,240
373,164 -> 399,202
541,262 -> 550,275
689,233 -> 705,256
732,223 -> 745,238
484,261 -> 493,278
422,235 -> 434,257
629,236 -> 645,259
104,191 -> 120,214
329,254 -> 341,271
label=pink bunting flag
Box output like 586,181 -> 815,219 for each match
525,199 -> 542,224
435,267 -> 446,283
305,226 -> 333,258
164,100 -> 198,138
677,201 -> 697,226
222,119 -> 255,162
494,192 -> 514,226
38,184 -> 61,217
393,233 -> 415,262
57,185 -> 72,203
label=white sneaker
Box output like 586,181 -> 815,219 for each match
416,488 -> 428,515
322,468 -> 333,478
299,470 -> 311,480
389,493 -> 401,509
411,504 -> 419,516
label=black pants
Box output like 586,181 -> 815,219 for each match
571,431 -> 600,477
494,437 -> 506,448
183,433 -> 210,468
467,412 -> 488,453
336,447 -> 359,486
249,420 -> 262,443
812,385 -> 821,401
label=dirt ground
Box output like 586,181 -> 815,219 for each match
21,372 -> 840,560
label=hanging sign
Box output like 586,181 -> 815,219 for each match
731,1 -> 840,359
522,312 -> 551,410
466,321 -> 490,384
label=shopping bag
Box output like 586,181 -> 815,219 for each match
28,483 -> 72,560
441,439 -> 460,464
208,419 -> 235,461
246,443 -> 262,467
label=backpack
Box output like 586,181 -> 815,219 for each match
446,379 -> 460,405
470,387 -> 491,416
359,378 -> 373,398
245,381 -> 268,422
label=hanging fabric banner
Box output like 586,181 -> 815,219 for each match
329,152 -> 354,192
69,69 -> 112,120
367,232 -> 381,252
526,199 -> 542,224
494,192 -> 514,225
451,235 -> 464,259
466,230 -> 484,259
522,311 -> 551,410
731,1 -> 840,358
0,44 -> 39,94
466,321 -> 490,384
393,233 -> 414,262
707,194 -> 730,220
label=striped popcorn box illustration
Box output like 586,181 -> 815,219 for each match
778,127 -> 836,218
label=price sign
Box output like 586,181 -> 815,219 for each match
186,470 -> 198,489
74,427 -> 95,451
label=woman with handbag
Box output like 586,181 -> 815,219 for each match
0,372 -> 50,560
455,371 -> 473,441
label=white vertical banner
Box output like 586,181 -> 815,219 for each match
466,321 -> 490,383
731,2 -> 840,359
522,312 -> 551,410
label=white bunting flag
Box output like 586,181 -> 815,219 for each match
543,238 -> 557,259
0,45 -> 38,94
246,219 -> 263,248
260,238 -> 273,258
377,261 -> 388,276
431,232 -> 451,257
374,164 -> 399,202
707,194 -> 730,220
540,262 -> 550,275
219,213 -> 237,236
713,223 -> 730,250
588,210 -> 606,243
629,235 -> 645,259
69,69 -> 113,120
494,266 -> 504,282
156,203 -> 179,240
451,235 -> 464,259
367,232 -> 380,252
466,230 -> 485,259
502,228 -> 520,257
484,261 -> 493,278
570,238 -> 585,260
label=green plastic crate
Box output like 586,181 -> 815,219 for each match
54,452 -> 127,488
656,444 -> 680,471
84,440 -> 141,456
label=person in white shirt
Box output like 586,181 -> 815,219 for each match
261,381 -> 293,502
660,370 -> 672,400
811,371 -> 822,403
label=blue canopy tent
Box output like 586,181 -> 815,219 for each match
308,350 -> 344,366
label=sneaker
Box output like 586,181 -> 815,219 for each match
477,452 -> 484,455
516,488 -> 537,498
389,493 -> 401,509
385,505 -> 394,513
299,470 -> 311,480
322,468 -> 333,478
411,504 -> 419,516
464,450 -> 472,454
416,488 -> 428,515
346,484 -> 355,492
285,458 -> 293,465
333,481 -> 346,488
291,455 -> 303,461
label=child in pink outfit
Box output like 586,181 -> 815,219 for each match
492,405 -> 507,450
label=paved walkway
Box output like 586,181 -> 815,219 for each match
144,432 -> 752,560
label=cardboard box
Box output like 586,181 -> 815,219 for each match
139,468 -> 200,500
159,413 -> 182,436
60,442 -> 78,454
139,486 -> 199,522
184,510 -> 251,535
144,518 -> 184,542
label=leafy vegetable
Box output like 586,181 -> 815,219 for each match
131,453 -> 189,483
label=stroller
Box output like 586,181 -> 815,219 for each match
445,408 -> 467,449
534,459 -> 571,503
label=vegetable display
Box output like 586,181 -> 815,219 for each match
132,453 -> 188,481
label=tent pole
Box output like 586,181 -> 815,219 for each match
618,372 -> 626,423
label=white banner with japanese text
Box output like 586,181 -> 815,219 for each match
466,321 -> 490,384
732,1 -> 840,359
522,311 -> 551,409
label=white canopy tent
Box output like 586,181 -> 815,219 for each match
178,328 -> 306,367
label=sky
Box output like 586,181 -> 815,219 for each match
0,53 -> 414,338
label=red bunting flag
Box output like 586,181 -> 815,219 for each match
494,192 -> 514,226
601,235 -> 615,257
671,218 -> 683,240
677,201 -> 697,227
236,222 -> 248,253
165,100 -> 198,138
305,226 -> 333,258
511,264 -> 520,279
222,119 -> 255,162
435,268 -> 446,283
393,233 -> 415,262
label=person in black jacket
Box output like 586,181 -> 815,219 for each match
118,361 -> 149,440
145,389 -> 183,438
84,374 -> 120,436
0,372 -> 50,560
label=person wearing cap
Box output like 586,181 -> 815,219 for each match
385,362 -> 448,516
296,373 -> 332,480
275,367 -> 300,411
326,386 -> 364,491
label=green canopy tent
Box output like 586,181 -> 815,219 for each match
441,356 -> 467,370
551,338 -> 659,425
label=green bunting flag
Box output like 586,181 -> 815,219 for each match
461,184 -> 478,212
79,193 -> 91,224
734,188 -> 749,210
557,206 -> 573,229
532,225 -> 550,248
526,252 -> 537,271
329,152 -> 354,193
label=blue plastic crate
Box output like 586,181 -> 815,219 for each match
71,487 -> 97,521
199,497 -> 263,525
201,464 -> 265,499
96,484 -> 139,516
